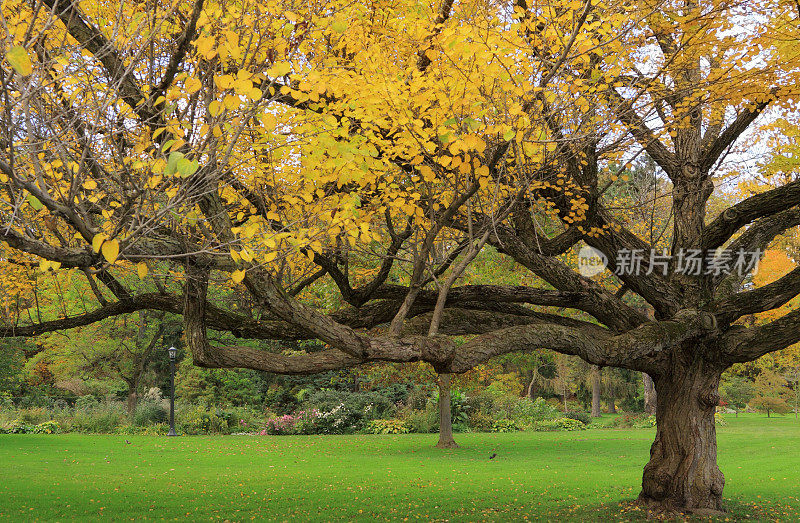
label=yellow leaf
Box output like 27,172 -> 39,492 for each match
101,239 -> 120,264
184,77 -> 202,94
271,62 -> 291,77
92,233 -> 107,253
137,262 -> 148,280
224,94 -> 240,110
261,113 -> 277,131
231,269 -> 246,283
240,248 -> 253,263
264,251 -> 277,262
6,46 -> 32,76
215,74 -> 234,90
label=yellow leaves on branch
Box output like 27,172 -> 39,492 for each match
92,233 -> 120,264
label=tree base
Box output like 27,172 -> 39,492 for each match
435,439 -> 459,449
635,495 -> 725,517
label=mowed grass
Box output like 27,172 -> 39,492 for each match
1,414 -> 798,521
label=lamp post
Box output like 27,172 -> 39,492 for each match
167,346 -> 178,436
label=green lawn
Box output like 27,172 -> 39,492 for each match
1,414 -> 798,521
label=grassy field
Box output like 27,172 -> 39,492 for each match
1,414 -> 798,521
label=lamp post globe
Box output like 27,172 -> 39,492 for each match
167,346 -> 178,436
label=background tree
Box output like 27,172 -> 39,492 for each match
750,369 -> 791,417
720,375 -> 755,417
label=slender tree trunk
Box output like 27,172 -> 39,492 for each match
527,372 -> 536,398
591,365 -> 601,418
436,373 -> 458,449
126,390 -> 138,416
638,354 -> 725,513
643,372 -> 657,415
607,390 -> 616,413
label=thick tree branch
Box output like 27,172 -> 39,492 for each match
703,182 -> 800,250
715,266 -> 800,325
722,308 -> 800,363
450,309 -> 718,374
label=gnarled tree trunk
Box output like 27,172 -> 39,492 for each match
591,365 -> 602,417
639,351 -> 725,513
436,373 -> 458,449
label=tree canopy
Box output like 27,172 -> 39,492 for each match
2,0 -> 800,512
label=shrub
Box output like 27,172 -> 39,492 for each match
75,395 -> 100,412
0,394 -> 13,410
69,403 -> 127,433
302,390 -> 395,434
133,401 -> 168,427
264,388 -> 300,415
563,411 -> 591,425
5,419 -> 34,434
534,418 -> 586,431
378,384 -> 412,404
260,409 -> 321,435
468,410 -> 495,432
17,407 -> 50,425
179,406 -> 229,435
32,420 -> 61,434
632,415 -> 656,429
490,419 -> 518,433
714,412 -> 727,426
399,408 -> 436,433
366,419 -> 409,434
609,413 -> 655,429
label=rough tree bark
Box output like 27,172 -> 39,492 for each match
436,373 -> 458,448
638,346 -> 725,513
643,372 -> 657,415
591,365 -> 602,418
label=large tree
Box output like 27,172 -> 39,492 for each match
2,0 -> 800,513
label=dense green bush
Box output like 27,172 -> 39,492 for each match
398,407 -> 437,433
1,419 -> 61,434
69,403 -> 127,433
31,420 -> 61,434
490,419 -> 518,433
534,418 -> 587,431
75,395 -> 101,412
563,411 -> 591,424
366,419 -> 410,434
133,401 -> 168,426
264,388 -> 300,415
179,406 -> 229,435
301,390 -> 395,434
